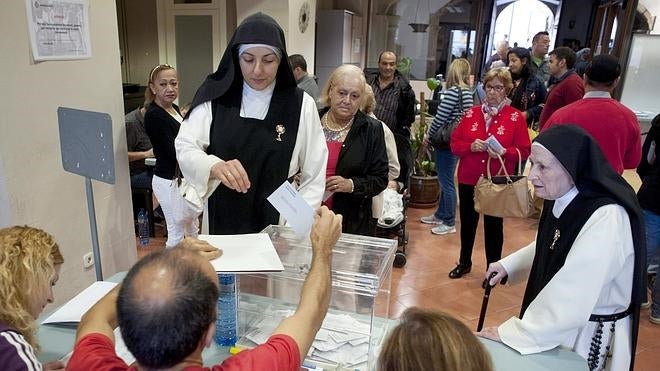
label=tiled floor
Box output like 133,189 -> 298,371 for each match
136,204 -> 660,370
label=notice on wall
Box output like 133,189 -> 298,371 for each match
25,0 -> 91,61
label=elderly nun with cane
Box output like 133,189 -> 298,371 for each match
478,125 -> 645,371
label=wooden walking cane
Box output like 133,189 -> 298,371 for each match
477,272 -> 499,332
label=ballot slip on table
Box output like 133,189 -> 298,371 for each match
199,233 -> 285,273
41,281 -> 118,325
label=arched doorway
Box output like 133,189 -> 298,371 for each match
485,0 -> 562,70
493,0 -> 554,48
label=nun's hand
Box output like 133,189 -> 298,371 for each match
211,159 -> 251,193
485,262 -> 508,286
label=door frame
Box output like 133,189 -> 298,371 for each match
156,0 -> 227,69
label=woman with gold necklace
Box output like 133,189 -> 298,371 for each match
318,64 -> 389,235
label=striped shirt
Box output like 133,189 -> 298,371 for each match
0,322 -> 41,371
428,86 -> 474,137
371,78 -> 400,130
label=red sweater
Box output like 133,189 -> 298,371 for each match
67,333 -> 300,371
543,97 -> 642,173
451,105 -> 531,185
538,72 -> 585,130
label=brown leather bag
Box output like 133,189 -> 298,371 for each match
474,149 -> 534,218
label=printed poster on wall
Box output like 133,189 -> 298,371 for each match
25,0 -> 91,61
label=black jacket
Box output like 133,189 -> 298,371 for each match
365,70 -> 416,137
320,109 -> 389,235
637,118 -> 660,214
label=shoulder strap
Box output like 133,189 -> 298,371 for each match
457,87 -> 464,111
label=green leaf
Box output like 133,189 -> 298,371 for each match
427,78 -> 440,91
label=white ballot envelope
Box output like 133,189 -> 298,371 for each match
485,135 -> 505,154
267,181 -> 315,236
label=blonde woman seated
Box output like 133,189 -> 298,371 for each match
378,307 -> 493,371
0,226 -> 65,370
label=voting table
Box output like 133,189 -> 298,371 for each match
38,226 -> 587,370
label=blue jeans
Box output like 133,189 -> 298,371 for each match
645,209 -> 660,315
644,209 -> 660,274
433,149 -> 457,226
131,171 -> 153,189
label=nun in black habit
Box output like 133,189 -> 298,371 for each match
175,13 -> 327,234
477,125 -> 645,371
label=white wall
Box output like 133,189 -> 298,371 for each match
287,0 -> 317,73
0,0 -> 136,308
235,0 -> 317,73
236,0 -> 288,29
644,1 -> 660,35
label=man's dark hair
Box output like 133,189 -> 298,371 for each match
378,50 -> 397,63
549,46 -> 577,69
117,249 -> 219,368
288,54 -> 307,72
532,31 -> 549,43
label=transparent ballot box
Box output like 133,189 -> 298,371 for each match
237,225 -> 397,370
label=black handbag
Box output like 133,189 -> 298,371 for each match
430,88 -> 465,148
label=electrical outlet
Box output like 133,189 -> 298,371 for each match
83,252 -> 94,269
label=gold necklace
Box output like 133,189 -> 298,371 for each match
323,113 -> 353,132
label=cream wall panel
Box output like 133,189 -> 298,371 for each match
0,0 -> 137,308
236,1 -> 317,74
287,0 -> 317,73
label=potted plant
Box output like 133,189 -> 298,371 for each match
409,99 -> 440,208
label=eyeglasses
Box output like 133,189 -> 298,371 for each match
149,64 -> 174,82
485,85 -> 505,92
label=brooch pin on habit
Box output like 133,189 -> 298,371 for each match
549,229 -> 560,250
275,124 -> 286,141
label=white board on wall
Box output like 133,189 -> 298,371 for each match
620,34 -> 660,118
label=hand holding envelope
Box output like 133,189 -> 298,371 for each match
484,135 -> 506,157
267,181 -> 315,236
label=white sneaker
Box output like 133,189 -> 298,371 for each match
420,215 -> 443,225
431,224 -> 456,235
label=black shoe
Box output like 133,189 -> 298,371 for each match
448,264 -> 471,279
154,206 -> 165,222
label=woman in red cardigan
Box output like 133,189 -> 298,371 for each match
448,67 -> 531,279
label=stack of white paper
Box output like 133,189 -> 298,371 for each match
240,309 -> 371,368
42,281 -> 118,325
198,233 -> 284,273
311,313 -> 370,367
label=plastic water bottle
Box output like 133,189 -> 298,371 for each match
214,274 -> 237,346
137,208 -> 150,246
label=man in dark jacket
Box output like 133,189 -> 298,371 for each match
365,51 -> 416,187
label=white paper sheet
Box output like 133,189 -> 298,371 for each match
199,233 -> 284,273
267,181 -> 315,236
59,327 -> 135,367
24,0 -> 92,61
41,281 -> 117,324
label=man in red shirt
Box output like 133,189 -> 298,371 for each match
67,207 -> 342,371
538,47 -> 585,130
543,54 -> 641,174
